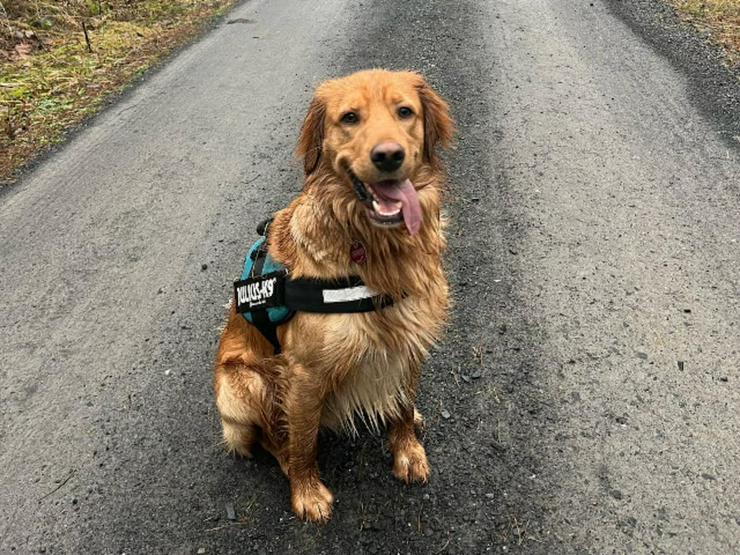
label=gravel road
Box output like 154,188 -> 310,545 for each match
1,0 -> 738,553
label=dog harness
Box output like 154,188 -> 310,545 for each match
234,219 -> 394,353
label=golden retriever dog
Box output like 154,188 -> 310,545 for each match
214,69 -> 454,523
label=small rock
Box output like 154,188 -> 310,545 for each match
197,549 -> 206,555
461,374 -> 471,383
471,370 -> 482,379
719,376 -> 728,382
441,409 -> 451,419
226,502 -> 236,521
164,369 -> 171,376
201,263 -> 208,271
677,361 -> 684,371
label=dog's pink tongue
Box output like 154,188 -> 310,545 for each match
373,179 -> 422,235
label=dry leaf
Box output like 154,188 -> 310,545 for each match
14,43 -> 34,58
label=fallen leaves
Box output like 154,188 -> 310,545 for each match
14,41 -> 33,58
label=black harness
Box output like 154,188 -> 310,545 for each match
233,219 -> 393,353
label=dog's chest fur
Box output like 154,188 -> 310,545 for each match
321,347 -> 409,434
315,296 -> 442,434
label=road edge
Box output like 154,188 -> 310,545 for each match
603,0 -> 739,149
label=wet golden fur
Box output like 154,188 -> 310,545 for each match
213,69 -> 454,523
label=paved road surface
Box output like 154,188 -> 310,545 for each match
1,0 -> 738,552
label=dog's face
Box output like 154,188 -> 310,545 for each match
297,70 -> 454,235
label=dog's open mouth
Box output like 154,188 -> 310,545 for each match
349,170 -> 422,235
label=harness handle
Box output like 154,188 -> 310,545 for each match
256,217 -> 274,237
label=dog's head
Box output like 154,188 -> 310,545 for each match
296,69 -> 454,235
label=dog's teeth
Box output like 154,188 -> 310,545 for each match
372,200 -> 401,217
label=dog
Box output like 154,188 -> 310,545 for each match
214,69 -> 454,523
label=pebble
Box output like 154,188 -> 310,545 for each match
441,409 -> 451,419
197,549 -> 206,555
226,502 -> 236,521
201,263 -> 208,271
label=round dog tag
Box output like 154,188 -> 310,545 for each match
350,240 -> 367,265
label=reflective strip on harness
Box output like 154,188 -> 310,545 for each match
322,285 -> 377,304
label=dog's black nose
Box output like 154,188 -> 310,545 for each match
371,142 -> 405,173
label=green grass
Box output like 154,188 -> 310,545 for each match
0,0 -> 237,184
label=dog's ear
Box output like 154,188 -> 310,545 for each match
296,96 -> 326,176
416,78 -> 455,163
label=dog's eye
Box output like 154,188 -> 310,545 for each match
340,111 -> 359,125
397,106 -> 414,119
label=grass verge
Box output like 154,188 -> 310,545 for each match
666,0 -> 739,68
0,0 -> 238,185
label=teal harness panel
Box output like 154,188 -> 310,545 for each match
240,237 -> 294,325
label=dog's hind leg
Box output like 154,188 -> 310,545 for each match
214,362 -> 266,458
413,407 -> 424,430
221,417 -> 258,458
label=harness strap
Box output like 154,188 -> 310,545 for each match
285,276 -> 393,313
249,241 -> 282,354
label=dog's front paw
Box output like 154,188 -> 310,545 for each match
392,440 -> 431,484
291,479 -> 334,523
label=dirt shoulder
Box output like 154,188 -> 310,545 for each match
667,0 -> 738,68
0,0 -> 238,186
